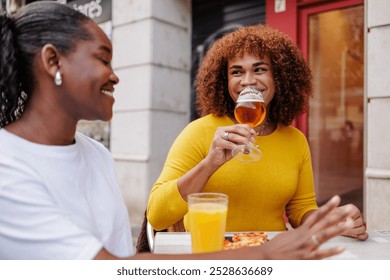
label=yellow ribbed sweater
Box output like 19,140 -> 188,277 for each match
147,115 -> 318,231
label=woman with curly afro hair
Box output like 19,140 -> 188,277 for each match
147,24 -> 367,240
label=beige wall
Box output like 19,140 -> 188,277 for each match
365,0 -> 390,229
110,0 -> 192,233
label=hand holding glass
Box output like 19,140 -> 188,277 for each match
187,193 -> 228,253
232,86 -> 266,162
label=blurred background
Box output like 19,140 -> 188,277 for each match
2,0 -> 389,240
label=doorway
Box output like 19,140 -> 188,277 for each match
299,1 -> 364,209
191,0 -> 266,120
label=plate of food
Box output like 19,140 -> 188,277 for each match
223,232 -> 268,250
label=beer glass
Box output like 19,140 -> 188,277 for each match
232,86 -> 266,162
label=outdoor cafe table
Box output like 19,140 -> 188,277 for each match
153,230 -> 390,259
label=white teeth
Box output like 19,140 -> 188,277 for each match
101,90 -> 113,97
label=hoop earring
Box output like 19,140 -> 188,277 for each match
54,70 -> 62,86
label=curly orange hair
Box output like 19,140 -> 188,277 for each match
195,24 -> 312,126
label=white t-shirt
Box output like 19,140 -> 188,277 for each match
0,129 -> 134,259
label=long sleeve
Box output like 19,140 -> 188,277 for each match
147,115 -> 318,232
147,116 -> 217,230
285,136 -> 318,228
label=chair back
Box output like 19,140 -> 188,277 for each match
136,211 -> 184,253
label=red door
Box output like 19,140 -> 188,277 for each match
267,0 -> 364,209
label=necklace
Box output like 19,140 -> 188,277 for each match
256,119 -> 269,136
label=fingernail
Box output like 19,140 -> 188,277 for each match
336,246 -> 346,253
332,195 -> 340,202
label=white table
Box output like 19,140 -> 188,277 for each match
153,230 -> 390,259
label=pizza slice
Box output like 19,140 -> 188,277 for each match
224,232 -> 268,250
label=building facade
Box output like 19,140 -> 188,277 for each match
106,0 -> 390,233
109,0 -> 390,232
3,0 -> 389,234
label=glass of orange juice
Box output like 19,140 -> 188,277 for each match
187,192 -> 228,253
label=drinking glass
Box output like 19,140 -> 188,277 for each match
232,86 -> 266,162
187,193 -> 228,253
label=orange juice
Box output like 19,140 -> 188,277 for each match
188,202 -> 228,253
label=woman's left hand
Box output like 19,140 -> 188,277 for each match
337,204 -> 368,240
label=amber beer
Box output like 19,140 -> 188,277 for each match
234,100 -> 266,127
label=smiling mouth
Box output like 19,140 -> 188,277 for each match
101,89 -> 113,97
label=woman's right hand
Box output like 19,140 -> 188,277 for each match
205,124 -> 257,167
177,123 -> 256,198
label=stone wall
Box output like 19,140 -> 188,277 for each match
110,0 -> 192,236
365,0 -> 390,229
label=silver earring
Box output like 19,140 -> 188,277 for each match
54,70 -> 62,86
